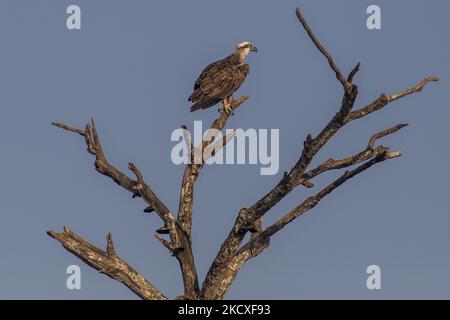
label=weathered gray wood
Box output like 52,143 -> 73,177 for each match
48,7 -> 437,300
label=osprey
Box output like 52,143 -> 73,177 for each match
189,41 -> 257,115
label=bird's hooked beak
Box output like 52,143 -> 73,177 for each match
251,45 -> 258,53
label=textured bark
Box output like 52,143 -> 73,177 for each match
200,7 -> 438,299
177,96 -> 248,234
51,119 -> 200,298
200,127 -> 403,299
345,76 -> 438,123
48,227 -> 167,300
48,6 -> 437,300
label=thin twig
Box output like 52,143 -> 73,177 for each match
348,76 -> 438,122
300,124 -> 408,182
368,124 -> 408,149
240,151 -> 401,252
296,7 -> 351,91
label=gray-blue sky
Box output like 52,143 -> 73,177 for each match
0,0 -> 448,299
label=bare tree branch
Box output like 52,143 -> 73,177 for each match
202,148 -> 402,300
177,96 -> 248,234
199,125 -> 404,299
49,6 -> 438,300
52,120 -> 173,223
181,125 -> 194,163
48,227 -> 167,300
239,150 -> 401,256
367,124 -> 408,149
300,123 -> 408,184
106,232 -> 117,256
296,7 -> 351,92
202,18 -> 362,290
347,76 -> 438,122
204,148 -> 399,300
202,151 -> 400,300
347,62 -> 361,84
203,130 -> 236,162
200,7 -> 438,299
51,120 -> 200,298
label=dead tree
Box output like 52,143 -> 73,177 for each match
48,8 -> 438,300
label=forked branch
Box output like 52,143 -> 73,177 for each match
199,124 -> 406,299
300,124 -> 408,184
48,227 -> 167,300
347,76 -> 438,122
51,120 -> 200,298
177,96 -> 248,234
200,7 -> 437,299
49,6 -> 438,300
51,120 -> 173,224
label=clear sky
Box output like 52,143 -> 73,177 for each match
0,0 -> 448,299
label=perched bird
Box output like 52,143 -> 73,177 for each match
189,41 -> 257,115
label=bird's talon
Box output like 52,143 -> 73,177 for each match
223,104 -> 233,116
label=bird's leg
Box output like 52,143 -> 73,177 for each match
229,95 -> 236,116
222,96 -> 234,116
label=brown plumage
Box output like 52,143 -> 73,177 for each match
189,41 -> 257,113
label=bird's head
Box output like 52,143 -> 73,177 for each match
235,41 -> 257,59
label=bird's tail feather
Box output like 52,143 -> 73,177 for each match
190,98 -> 218,112
188,90 -> 201,102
